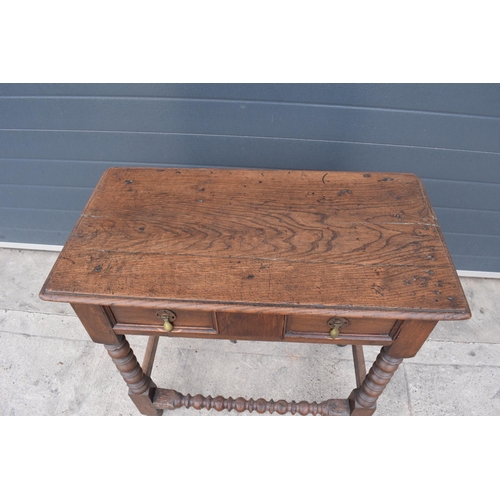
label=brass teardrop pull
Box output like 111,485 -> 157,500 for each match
329,324 -> 340,338
162,317 -> 174,332
327,317 -> 349,339
156,310 -> 177,332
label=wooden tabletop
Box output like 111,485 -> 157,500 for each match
40,168 -> 470,320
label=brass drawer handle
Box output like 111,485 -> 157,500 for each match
327,317 -> 349,339
156,310 -> 177,332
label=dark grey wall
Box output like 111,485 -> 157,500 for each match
0,84 -> 499,272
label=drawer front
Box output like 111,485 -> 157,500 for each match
285,315 -> 398,344
110,307 -> 285,341
216,312 -> 285,340
110,305 -> 217,336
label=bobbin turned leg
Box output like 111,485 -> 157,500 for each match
349,347 -> 403,416
349,320 -> 438,416
104,335 -> 162,416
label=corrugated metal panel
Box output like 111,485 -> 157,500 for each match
0,84 -> 498,272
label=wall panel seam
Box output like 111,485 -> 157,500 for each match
1,95 -> 500,121
2,130 -> 500,156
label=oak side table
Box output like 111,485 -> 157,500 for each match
40,168 -> 471,416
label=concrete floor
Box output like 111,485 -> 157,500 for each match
1,247 -> 499,416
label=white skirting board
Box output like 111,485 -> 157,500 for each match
455,270 -> 500,279
0,242 -> 64,252
1,242 -> 499,279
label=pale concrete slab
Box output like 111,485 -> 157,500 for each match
1,248 -> 499,416
430,276 -> 500,344
400,340 -> 500,416
406,364 -> 500,416
0,331 -> 149,416
406,339 -> 500,367
0,309 -> 87,342
1,248 -> 72,316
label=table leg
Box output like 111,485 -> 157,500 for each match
349,319 -> 438,415
349,346 -> 403,416
104,334 -> 162,416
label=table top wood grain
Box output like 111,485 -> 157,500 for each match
40,168 -> 470,321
